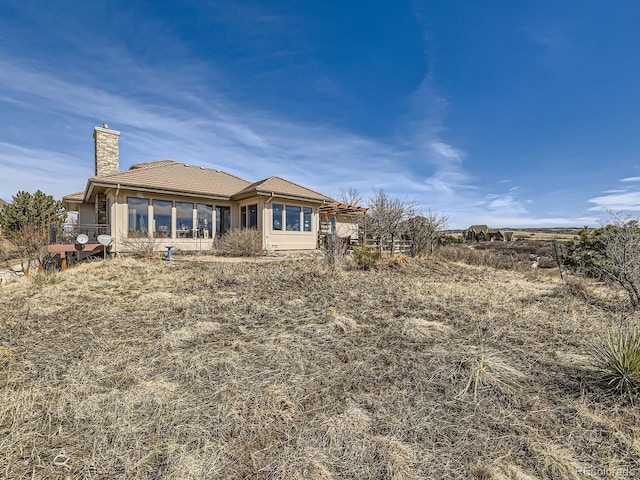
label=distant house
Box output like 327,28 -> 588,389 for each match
463,225 -> 489,242
51,124 -> 336,255
463,225 -> 509,242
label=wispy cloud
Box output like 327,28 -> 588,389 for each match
484,193 -> 527,215
0,53 -> 441,211
586,175 -> 640,213
0,141 -> 86,199
588,192 -> 640,212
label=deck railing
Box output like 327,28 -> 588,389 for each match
49,224 -> 109,245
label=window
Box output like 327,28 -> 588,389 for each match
285,205 -> 301,231
303,207 -> 312,232
249,204 -> 258,229
153,200 -> 172,238
197,204 -> 213,238
242,204 -> 258,229
272,203 -> 313,233
273,203 -> 282,230
216,206 -> 231,234
127,197 -> 149,236
176,202 -> 193,238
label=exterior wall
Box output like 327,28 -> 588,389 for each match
263,200 -> 318,250
77,203 -> 96,225
334,215 -> 359,239
79,190 -> 322,252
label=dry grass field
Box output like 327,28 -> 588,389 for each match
509,229 -> 582,242
1,255 -> 639,479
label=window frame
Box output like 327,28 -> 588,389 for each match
272,203 -> 283,231
285,205 -> 301,231
216,206 -> 231,234
152,199 -> 172,238
127,197 -> 149,237
303,207 -> 312,232
272,203 -> 315,234
196,203 -> 213,238
176,201 -> 194,238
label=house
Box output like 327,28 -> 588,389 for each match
463,225 -> 489,242
463,225 -> 509,242
52,124 -> 335,255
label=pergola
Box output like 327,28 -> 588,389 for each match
319,202 -> 368,245
319,202 -> 367,216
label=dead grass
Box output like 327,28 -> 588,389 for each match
0,255 -> 638,478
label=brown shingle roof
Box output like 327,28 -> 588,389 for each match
232,176 -> 334,203
63,191 -> 85,202
87,160 -> 251,199
466,225 -> 489,233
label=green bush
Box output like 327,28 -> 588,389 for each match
351,246 -> 380,270
591,329 -> 640,394
214,229 -> 263,257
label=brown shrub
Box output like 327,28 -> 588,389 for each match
214,228 -> 263,256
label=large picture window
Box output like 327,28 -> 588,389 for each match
197,204 -> 213,238
272,203 -> 313,233
128,197 -> 149,236
285,205 -> 301,231
176,202 -> 194,238
273,204 -> 283,231
153,200 -> 172,238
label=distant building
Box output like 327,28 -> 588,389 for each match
463,225 -> 510,242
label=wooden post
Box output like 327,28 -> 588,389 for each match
363,212 -> 367,246
552,240 -> 563,282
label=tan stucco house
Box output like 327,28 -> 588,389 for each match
57,124 -> 335,254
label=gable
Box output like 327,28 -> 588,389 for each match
232,176 -> 334,203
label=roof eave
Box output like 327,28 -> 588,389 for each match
86,180 -> 232,202
232,189 -> 332,204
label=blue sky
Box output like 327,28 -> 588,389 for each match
1,1 -> 639,229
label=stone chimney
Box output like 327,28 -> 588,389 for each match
93,123 -> 120,176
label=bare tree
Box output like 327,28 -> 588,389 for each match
406,210 -> 449,256
599,215 -> 640,309
0,223 -> 52,274
366,189 -> 416,255
338,187 -> 363,207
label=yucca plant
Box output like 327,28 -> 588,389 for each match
591,329 -> 640,394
